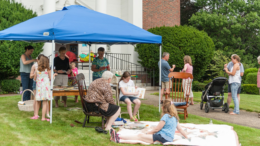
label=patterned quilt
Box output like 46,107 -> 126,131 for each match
117,122 -> 239,146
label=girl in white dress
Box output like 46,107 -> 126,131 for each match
34,56 -> 56,121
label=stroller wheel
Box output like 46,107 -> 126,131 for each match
200,102 -> 203,110
205,102 -> 209,113
224,103 -> 229,113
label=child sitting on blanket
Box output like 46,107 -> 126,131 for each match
110,99 -> 189,144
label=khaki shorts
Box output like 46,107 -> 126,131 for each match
54,74 -> 68,86
162,81 -> 171,89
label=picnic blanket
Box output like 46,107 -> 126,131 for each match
117,122 -> 239,146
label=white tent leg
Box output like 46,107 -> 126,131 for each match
159,45 -> 162,112
89,44 -> 91,86
50,40 -> 55,124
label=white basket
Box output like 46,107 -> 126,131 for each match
18,89 -> 35,112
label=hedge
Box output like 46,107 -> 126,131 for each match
245,73 -> 257,84
242,84 -> 259,95
243,68 -> 258,82
192,81 -> 206,91
0,79 -> 20,93
135,25 -> 215,83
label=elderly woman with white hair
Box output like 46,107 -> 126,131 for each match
84,71 -> 121,131
257,56 -> 260,118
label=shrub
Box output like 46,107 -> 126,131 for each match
203,50 -> 230,80
243,68 -> 258,82
242,84 -> 259,95
0,0 -> 44,80
135,26 -> 215,83
192,81 -> 206,92
245,73 -> 257,84
203,79 -> 212,85
0,79 -> 20,93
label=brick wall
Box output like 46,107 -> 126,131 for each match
143,0 -> 180,30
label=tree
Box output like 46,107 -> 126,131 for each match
189,0 -> 260,67
203,50 -> 230,80
181,0 -> 201,25
0,0 -> 43,80
135,26 -> 215,82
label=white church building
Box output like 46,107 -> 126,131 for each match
15,0 -> 142,62
15,0 -> 180,87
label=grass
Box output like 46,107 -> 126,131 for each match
0,95 -> 260,146
152,92 -> 260,113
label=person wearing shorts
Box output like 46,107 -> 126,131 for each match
225,55 -> 244,106
53,47 -> 71,107
158,52 -> 175,103
119,71 -> 141,121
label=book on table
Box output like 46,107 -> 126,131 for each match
123,87 -> 146,99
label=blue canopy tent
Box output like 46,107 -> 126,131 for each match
0,5 -> 163,123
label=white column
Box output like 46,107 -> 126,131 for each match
42,0 -> 56,59
95,0 -> 107,53
128,0 -> 143,64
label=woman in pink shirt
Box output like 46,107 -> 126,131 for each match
182,55 -> 194,105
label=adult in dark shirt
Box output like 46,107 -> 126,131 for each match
53,47 -> 71,107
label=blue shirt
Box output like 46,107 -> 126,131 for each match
158,59 -> 171,82
157,114 -> 178,142
227,61 -> 244,81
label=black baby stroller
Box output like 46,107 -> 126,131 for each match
200,77 -> 229,113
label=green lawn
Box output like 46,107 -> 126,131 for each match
152,92 -> 260,113
0,95 -> 260,146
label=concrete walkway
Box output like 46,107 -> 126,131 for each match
3,92 -> 259,129
143,91 -> 260,129
0,94 -> 19,97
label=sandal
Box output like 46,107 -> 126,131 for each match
41,118 -> 50,121
95,127 -> 107,134
110,129 -> 119,143
133,116 -> 138,122
30,116 -> 39,120
130,116 -> 138,122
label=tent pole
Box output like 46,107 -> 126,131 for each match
159,45 -> 162,112
50,40 -> 55,124
89,44 -> 91,86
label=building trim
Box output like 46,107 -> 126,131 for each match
76,0 -> 93,10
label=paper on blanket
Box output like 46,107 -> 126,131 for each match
117,122 -> 239,146
125,87 -> 146,99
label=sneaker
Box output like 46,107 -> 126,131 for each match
115,133 -> 120,143
110,129 -> 120,143
110,129 -> 116,142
